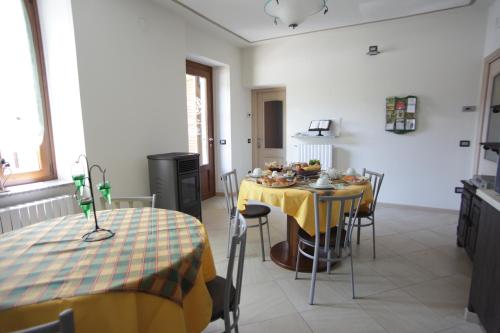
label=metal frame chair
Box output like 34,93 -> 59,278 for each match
206,213 -> 247,333
296,191 -> 364,304
0,195 -> 78,234
13,309 -> 75,333
355,169 -> 384,259
221,170 -> 271,261
101,194 -> 156,209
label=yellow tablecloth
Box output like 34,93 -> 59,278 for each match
237,180 -> 373,235
0,209 -> 216,333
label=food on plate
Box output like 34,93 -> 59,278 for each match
265,161 -> 283,172
303,164 -> 321,171
258,174 -> 296,187
309,159 -> 321,166
343,175 -> 367,184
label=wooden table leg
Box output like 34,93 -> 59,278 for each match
270,215 -> 327,272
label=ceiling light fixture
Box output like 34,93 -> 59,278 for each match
264,0 -> 328,29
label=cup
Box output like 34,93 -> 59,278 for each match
316,174 -> 330,185
252,168 -> 263,177
327,168 -> 340,179
345,168 -> 357,176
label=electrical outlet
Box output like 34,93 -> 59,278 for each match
459,140 -> 470,147
455,187 -> 464,194
247,138 -> 251,143
462,106 -> 476,112
219,139 -> 226,145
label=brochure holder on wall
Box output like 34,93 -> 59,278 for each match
385,96 -> 417,134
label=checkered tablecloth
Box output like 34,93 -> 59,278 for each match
0,208 -> 206,310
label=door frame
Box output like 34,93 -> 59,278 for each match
473,48 -> 500,173
251,87 -> 286,168
186,60 -> 215,200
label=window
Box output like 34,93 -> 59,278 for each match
0,0 -> 56,186
186,65 -> 211,166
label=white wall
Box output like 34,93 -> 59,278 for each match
243,2 -> 489,209
484,0 -> 500,57
71,0 -> 188,196
71,0 -> 250,196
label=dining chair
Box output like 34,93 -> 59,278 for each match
221,170 -> 271,261
355,169 -> 384,259
13,309 -> 75,333
0,195 -> 78,234
295,191 -> 364,304
101,194 -> 156,209
206,212 -> 247,333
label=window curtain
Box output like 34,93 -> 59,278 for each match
0,0 -> 45,153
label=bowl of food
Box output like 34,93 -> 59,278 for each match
295,160 -> 321,176
265,161 -> 283,172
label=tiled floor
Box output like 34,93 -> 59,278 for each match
201,197 -> 484,333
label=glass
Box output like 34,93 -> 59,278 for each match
0,1 -> 45,174
186,74 -> 209,165
71,161 -> 86,193
72,174 -> 85,189
98,181 -> 111,205
79,197 -> 93,219
486,73 -> 500,162
77,187 -> 93,219
264,101 -> 283,149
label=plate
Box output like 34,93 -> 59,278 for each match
343,176 -> 369,185
260,181 -> 296,188
309,183 -> 335,189
248,174 -> 262,178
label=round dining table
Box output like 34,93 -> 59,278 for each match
237,178 -> 373,272
0,208 -> 216,333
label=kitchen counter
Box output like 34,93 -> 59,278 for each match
476,188 -> 500,212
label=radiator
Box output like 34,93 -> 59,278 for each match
297,144 -> 334,169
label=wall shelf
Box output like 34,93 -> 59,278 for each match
291,134 -> 337,138
292,118 -> 342,139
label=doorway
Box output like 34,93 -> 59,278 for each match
476,49 -> 500,174
252,88 -> 286,168
483,56 -> 500,162
186,60 -> 215,200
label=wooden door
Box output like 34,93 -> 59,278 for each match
252,89 -> 286,168
186,60 -> 215,200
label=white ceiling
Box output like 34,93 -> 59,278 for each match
164,0 -> 473,43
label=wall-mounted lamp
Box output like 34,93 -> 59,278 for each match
367,45 -> 381,56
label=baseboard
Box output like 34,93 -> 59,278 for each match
464,308 -> 481,325
377,202 -> 459,214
